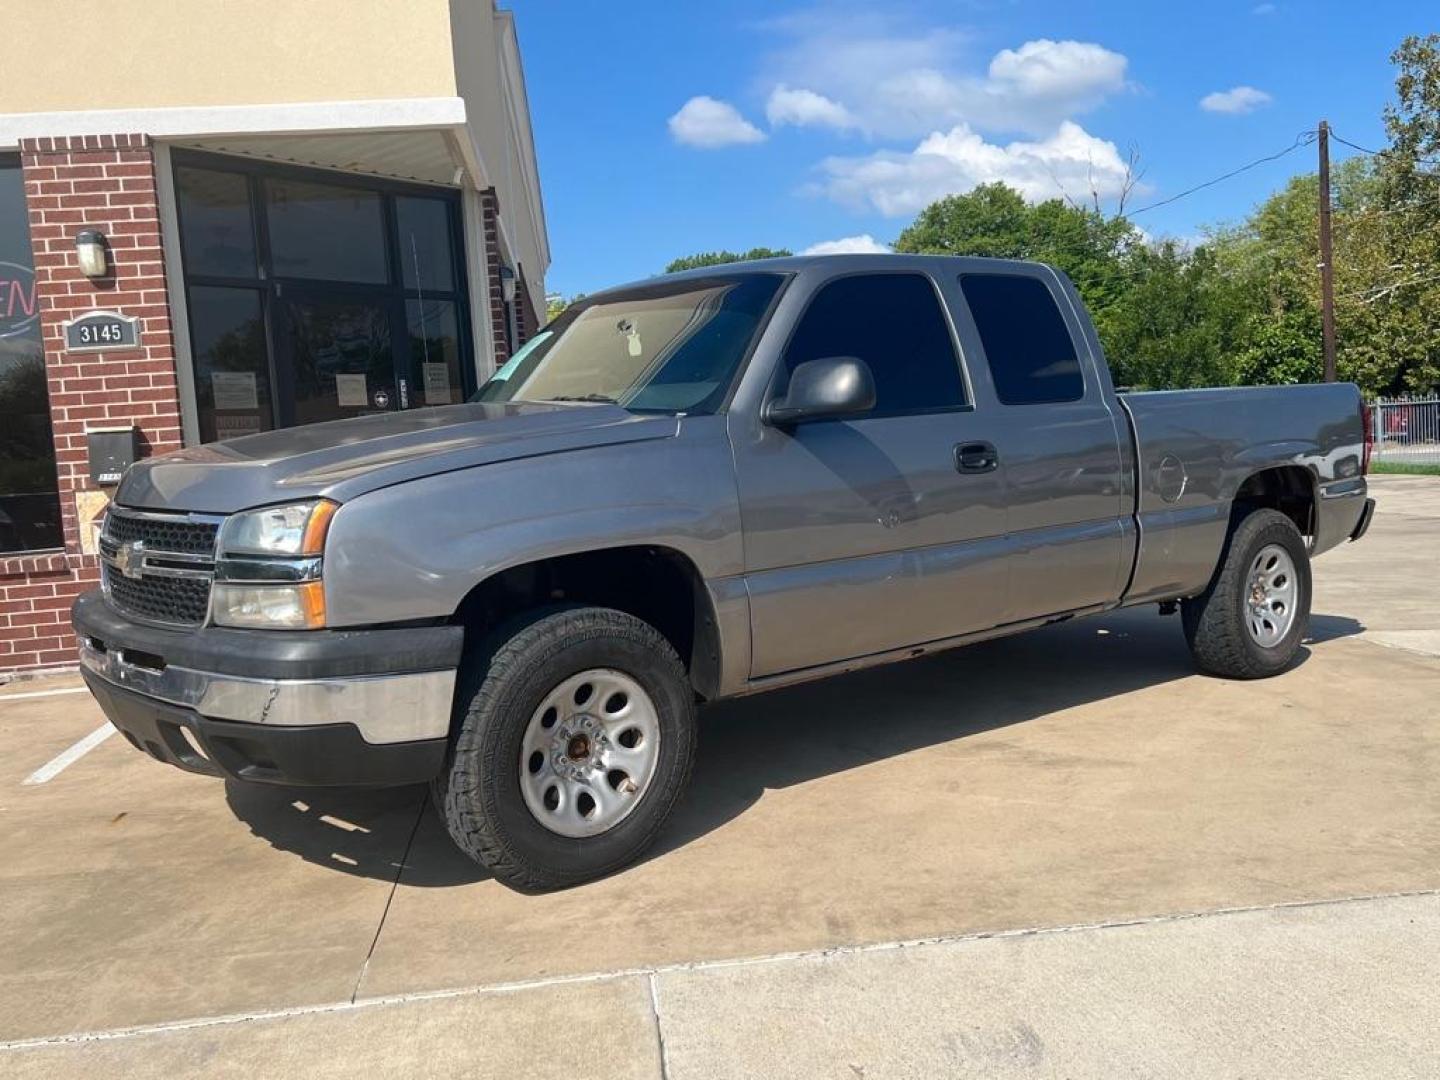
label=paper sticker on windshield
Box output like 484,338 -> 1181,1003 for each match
618,318 -> 643,358
336,373 -> 368,407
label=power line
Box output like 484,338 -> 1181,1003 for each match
1335,270 -> 1440,304
1328,130 -> 1440,168
1127,131 -> 1317,217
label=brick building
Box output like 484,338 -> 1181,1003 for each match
0,0 -> 547,674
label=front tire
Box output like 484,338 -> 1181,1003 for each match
1182,508 -> 1312,679
435,606 -> 697,891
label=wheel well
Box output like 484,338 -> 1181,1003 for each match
451,546 -> 722,700
1233,466 -> 1315,536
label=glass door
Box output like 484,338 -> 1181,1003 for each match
278,289 -> 402,424
173,153 -> 474,442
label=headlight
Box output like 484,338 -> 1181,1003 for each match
214,499 -> 337,629
212,581 -> 326,630
220,499 -> 337,556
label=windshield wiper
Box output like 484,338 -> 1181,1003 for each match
544,394 -> 619,404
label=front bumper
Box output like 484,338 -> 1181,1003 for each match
72,590 -> 462,787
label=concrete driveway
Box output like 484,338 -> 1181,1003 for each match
2,475 -> 1437,1077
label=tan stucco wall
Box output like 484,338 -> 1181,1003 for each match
0,0 -> 457,112
450,5 -> 546,305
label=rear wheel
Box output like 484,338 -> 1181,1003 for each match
1182,508 -> 1311,679
435,606 -> 697,891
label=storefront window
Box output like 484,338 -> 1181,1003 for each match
0,156 -> 63,553
175,155 -> 472,440
406,298 -> 463,407
189,286 -> 272,442
265,179 -> 389,284
396,196 -> 456,293
175,167 -> 256,279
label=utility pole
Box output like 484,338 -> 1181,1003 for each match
1318,120 -> 1337,382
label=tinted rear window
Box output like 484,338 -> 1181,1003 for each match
960,274 -> 1083,405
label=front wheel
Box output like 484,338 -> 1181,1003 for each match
1182,508 -> 1312,679
435,606 -> 697,891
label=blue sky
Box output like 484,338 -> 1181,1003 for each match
510,0 -> 1423,298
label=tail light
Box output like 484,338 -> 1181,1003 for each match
1361,403 -> 1373,475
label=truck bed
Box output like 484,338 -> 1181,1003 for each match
1118,383 -> 1369,604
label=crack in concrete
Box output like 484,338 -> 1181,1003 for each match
648,972 -> 672,1080
349,789 -> 429,1004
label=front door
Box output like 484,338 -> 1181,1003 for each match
173,154 -> 474,442
731,271 -> 1011,678
279,290 -> 402,423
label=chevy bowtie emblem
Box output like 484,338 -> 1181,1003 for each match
114,539 -> 146,580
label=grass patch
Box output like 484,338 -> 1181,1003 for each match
1372,460 -> 1440,476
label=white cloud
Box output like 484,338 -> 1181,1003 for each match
801,234 -> 891,255
766,85 -> 859,131
668,96 -> 766,148
986,40 -> 1128,103
814,120 -> 1134,217
1199,86 -> 1273,115
757,14 -> 1129,138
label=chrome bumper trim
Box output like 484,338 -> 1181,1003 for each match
78,640 -> 455,745
1319,476 -> 1367,499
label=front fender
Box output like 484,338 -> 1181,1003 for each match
321,418 -> 744,628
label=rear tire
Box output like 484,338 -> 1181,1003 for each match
435,605 -> 697,891
1182,508 -> 1311,679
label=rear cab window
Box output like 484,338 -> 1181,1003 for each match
959,274 -> 1083,405
781,273 -> 967,417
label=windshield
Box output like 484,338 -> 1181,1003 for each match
474,273 -> 784,414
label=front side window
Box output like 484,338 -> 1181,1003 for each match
780,273 -> 966,417
960,274 -> 1083,405
476,274 -> 783,415
0,157 -> 62,553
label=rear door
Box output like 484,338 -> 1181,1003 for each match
729,270 -> 1011,677
952,270 -> 1130,620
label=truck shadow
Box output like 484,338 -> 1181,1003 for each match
223,606 -> 1363,887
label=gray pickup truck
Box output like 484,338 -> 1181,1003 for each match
74,254 -> 1375,889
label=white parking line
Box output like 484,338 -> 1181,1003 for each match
0,687 -> 89,703
22,723 -> 117,786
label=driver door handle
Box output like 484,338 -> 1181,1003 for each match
954,441 -> 999,474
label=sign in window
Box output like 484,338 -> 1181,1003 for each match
0,158 -> 63,553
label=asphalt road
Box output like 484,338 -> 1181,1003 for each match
2,475 -> 1437,1077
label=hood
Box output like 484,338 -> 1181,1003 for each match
115,401 -> 678,513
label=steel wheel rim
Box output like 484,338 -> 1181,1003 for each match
1245,543 -> 1299,648
518,668 -> 661,838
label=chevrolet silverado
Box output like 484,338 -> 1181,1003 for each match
73,255 -> 1375,889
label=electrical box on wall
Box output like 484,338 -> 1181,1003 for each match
86,426 -> 139,487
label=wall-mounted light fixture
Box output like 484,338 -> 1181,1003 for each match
499,264 -> 517,304
75,229 -> 109,278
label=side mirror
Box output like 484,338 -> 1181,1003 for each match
764,356 -> 876,426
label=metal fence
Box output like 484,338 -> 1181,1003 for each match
1371,396 -> 1440,466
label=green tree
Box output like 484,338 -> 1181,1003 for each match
894,183 -> 1139,314
664,248 -> 792,273
1369,33 -> 1440,393
545,293 -> 584,323
1093,241 -> 1253,390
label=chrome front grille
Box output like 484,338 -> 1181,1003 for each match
99,508 -> 225,627
104,512 -> 219,556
